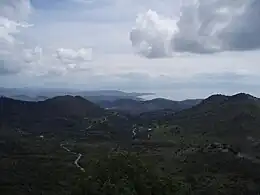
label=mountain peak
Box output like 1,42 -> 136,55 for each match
202,94 -> 228,104
229,93 -> 257,101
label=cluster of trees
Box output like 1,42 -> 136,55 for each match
72,151 -> 189,195
71,150 -> 260,195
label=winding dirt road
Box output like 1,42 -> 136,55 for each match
60,143 -> 85,172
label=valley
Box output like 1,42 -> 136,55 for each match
1,93 -> 260,194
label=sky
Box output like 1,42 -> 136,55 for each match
1,0 -> 260,100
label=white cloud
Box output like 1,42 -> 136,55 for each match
55,48 -> 92,67
0,0 -> 32,44
0,0 -> 32,21
130,10 -> 176,58
0,0 -> 33,75
0,0 -> 94,76
0,0 -> 31,44
130,0 -> 260,57
0,18 -> 24,44
23,46 -> 43,64
21,47 -> 93,76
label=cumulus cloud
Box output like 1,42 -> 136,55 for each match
55,48 -> 92,66
0,0 -> 31,21
0,0 -> 94,76
0,18 -> 28,44
130,10 -> 176,58
0,0 -> 32,45
20,47 -> 93,77
130,0 -> 260,57
0,0 -> 33,75
23,46 -> 43,64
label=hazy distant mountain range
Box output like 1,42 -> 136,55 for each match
98,98 -> 202,114
0,87 -> 153,102
0,87 -> 202,114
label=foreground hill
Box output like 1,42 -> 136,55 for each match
170,93 -> 260,132
2,95 -> 104,117
155,93 -> 260,152
97,98 -> 201,114
1,96 -> 107,135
